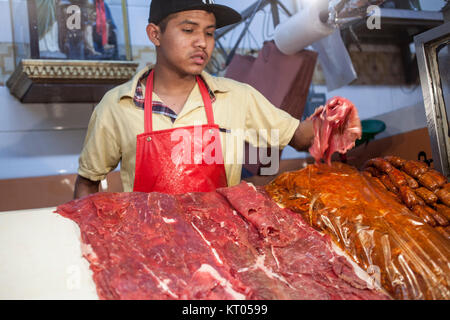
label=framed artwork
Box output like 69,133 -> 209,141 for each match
10,0 -> 132,64
7,0 -> 138,103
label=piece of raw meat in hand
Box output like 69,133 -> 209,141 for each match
308,97 -> 362,165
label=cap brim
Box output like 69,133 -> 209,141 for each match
178,4 -> 242,29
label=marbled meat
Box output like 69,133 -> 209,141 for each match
55,183 -> 388,300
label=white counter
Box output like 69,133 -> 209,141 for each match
0,207 -> 98,300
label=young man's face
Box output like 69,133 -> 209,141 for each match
151,10 -> 216,76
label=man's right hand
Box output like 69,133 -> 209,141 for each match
73,175 -> 100,199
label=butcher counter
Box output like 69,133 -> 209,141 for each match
0,207 -> 98,299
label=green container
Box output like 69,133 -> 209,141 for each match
355,120 -> 386,147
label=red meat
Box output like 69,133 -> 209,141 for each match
308,97 -> 362,165
55,183 -> 388,300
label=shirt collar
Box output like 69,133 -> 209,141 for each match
200,70 -> 231,94
117,64 -> 231,102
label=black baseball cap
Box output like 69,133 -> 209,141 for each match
149,0 -> 242,29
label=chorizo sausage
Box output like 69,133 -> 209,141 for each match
412,205 -> 437,227
415,187 -> 438,206
368,175 -> 390,192
364,166 -> 381,177
403,160 -> 429,179
423,205 -> 448,227
387,168 -> 408,189
399,186 -> 424,208
435,188 -> 450,207
435,204 -> 450,220
380,175 -> 398,193
364,158 -> 394,174
362,171 -> 372,178
418,170 -> 447,191
384,156 -> 406,168
401,171 -> 419,189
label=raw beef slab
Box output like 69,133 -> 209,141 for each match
56,183 -> 389,300
56,192 -> 249,300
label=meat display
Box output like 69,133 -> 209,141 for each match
308,97 -> 362,165
55,183 -> 389,300
415,187 -> 438,206
436,188 -> 450,207
265,162 -> 450,300
362,156 -> 450,234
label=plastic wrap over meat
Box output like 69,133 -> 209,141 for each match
266,162 -> 450,300
308,97 -> 362,165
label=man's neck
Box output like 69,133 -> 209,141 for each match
152,64 -> 197,98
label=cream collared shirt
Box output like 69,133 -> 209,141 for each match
78,66 -> 300,192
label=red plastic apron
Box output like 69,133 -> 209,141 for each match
133,70 -> 228,194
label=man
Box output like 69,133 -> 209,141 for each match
74,0 -> 317,199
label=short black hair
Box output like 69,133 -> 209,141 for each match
158,12 -> 178,33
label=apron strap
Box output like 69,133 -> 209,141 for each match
196,75 -> 215,125
144,70 -> 215,133
144,70 -> 155,133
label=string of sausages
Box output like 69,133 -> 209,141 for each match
362,156 -> 450,240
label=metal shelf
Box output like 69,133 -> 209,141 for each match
343,8 -> 444,45
379,8 -> 444,25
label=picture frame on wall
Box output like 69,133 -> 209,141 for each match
6,0 -> 138,103
10,0 -> 132,64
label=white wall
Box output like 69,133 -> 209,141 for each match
0,87 -> 94,179
124,0 -> 150,47
0,0 -> 12,42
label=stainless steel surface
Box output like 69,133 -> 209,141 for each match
415,22 -> 450,178
378,8 -> 444,25
341,8 -> 444,45
270,0 -> 281,27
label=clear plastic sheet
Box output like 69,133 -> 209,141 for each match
265,162 -> 450,300
311,30 -> 357,91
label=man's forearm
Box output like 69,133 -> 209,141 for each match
73,175 -> 100,199
288,120 -> 314,152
